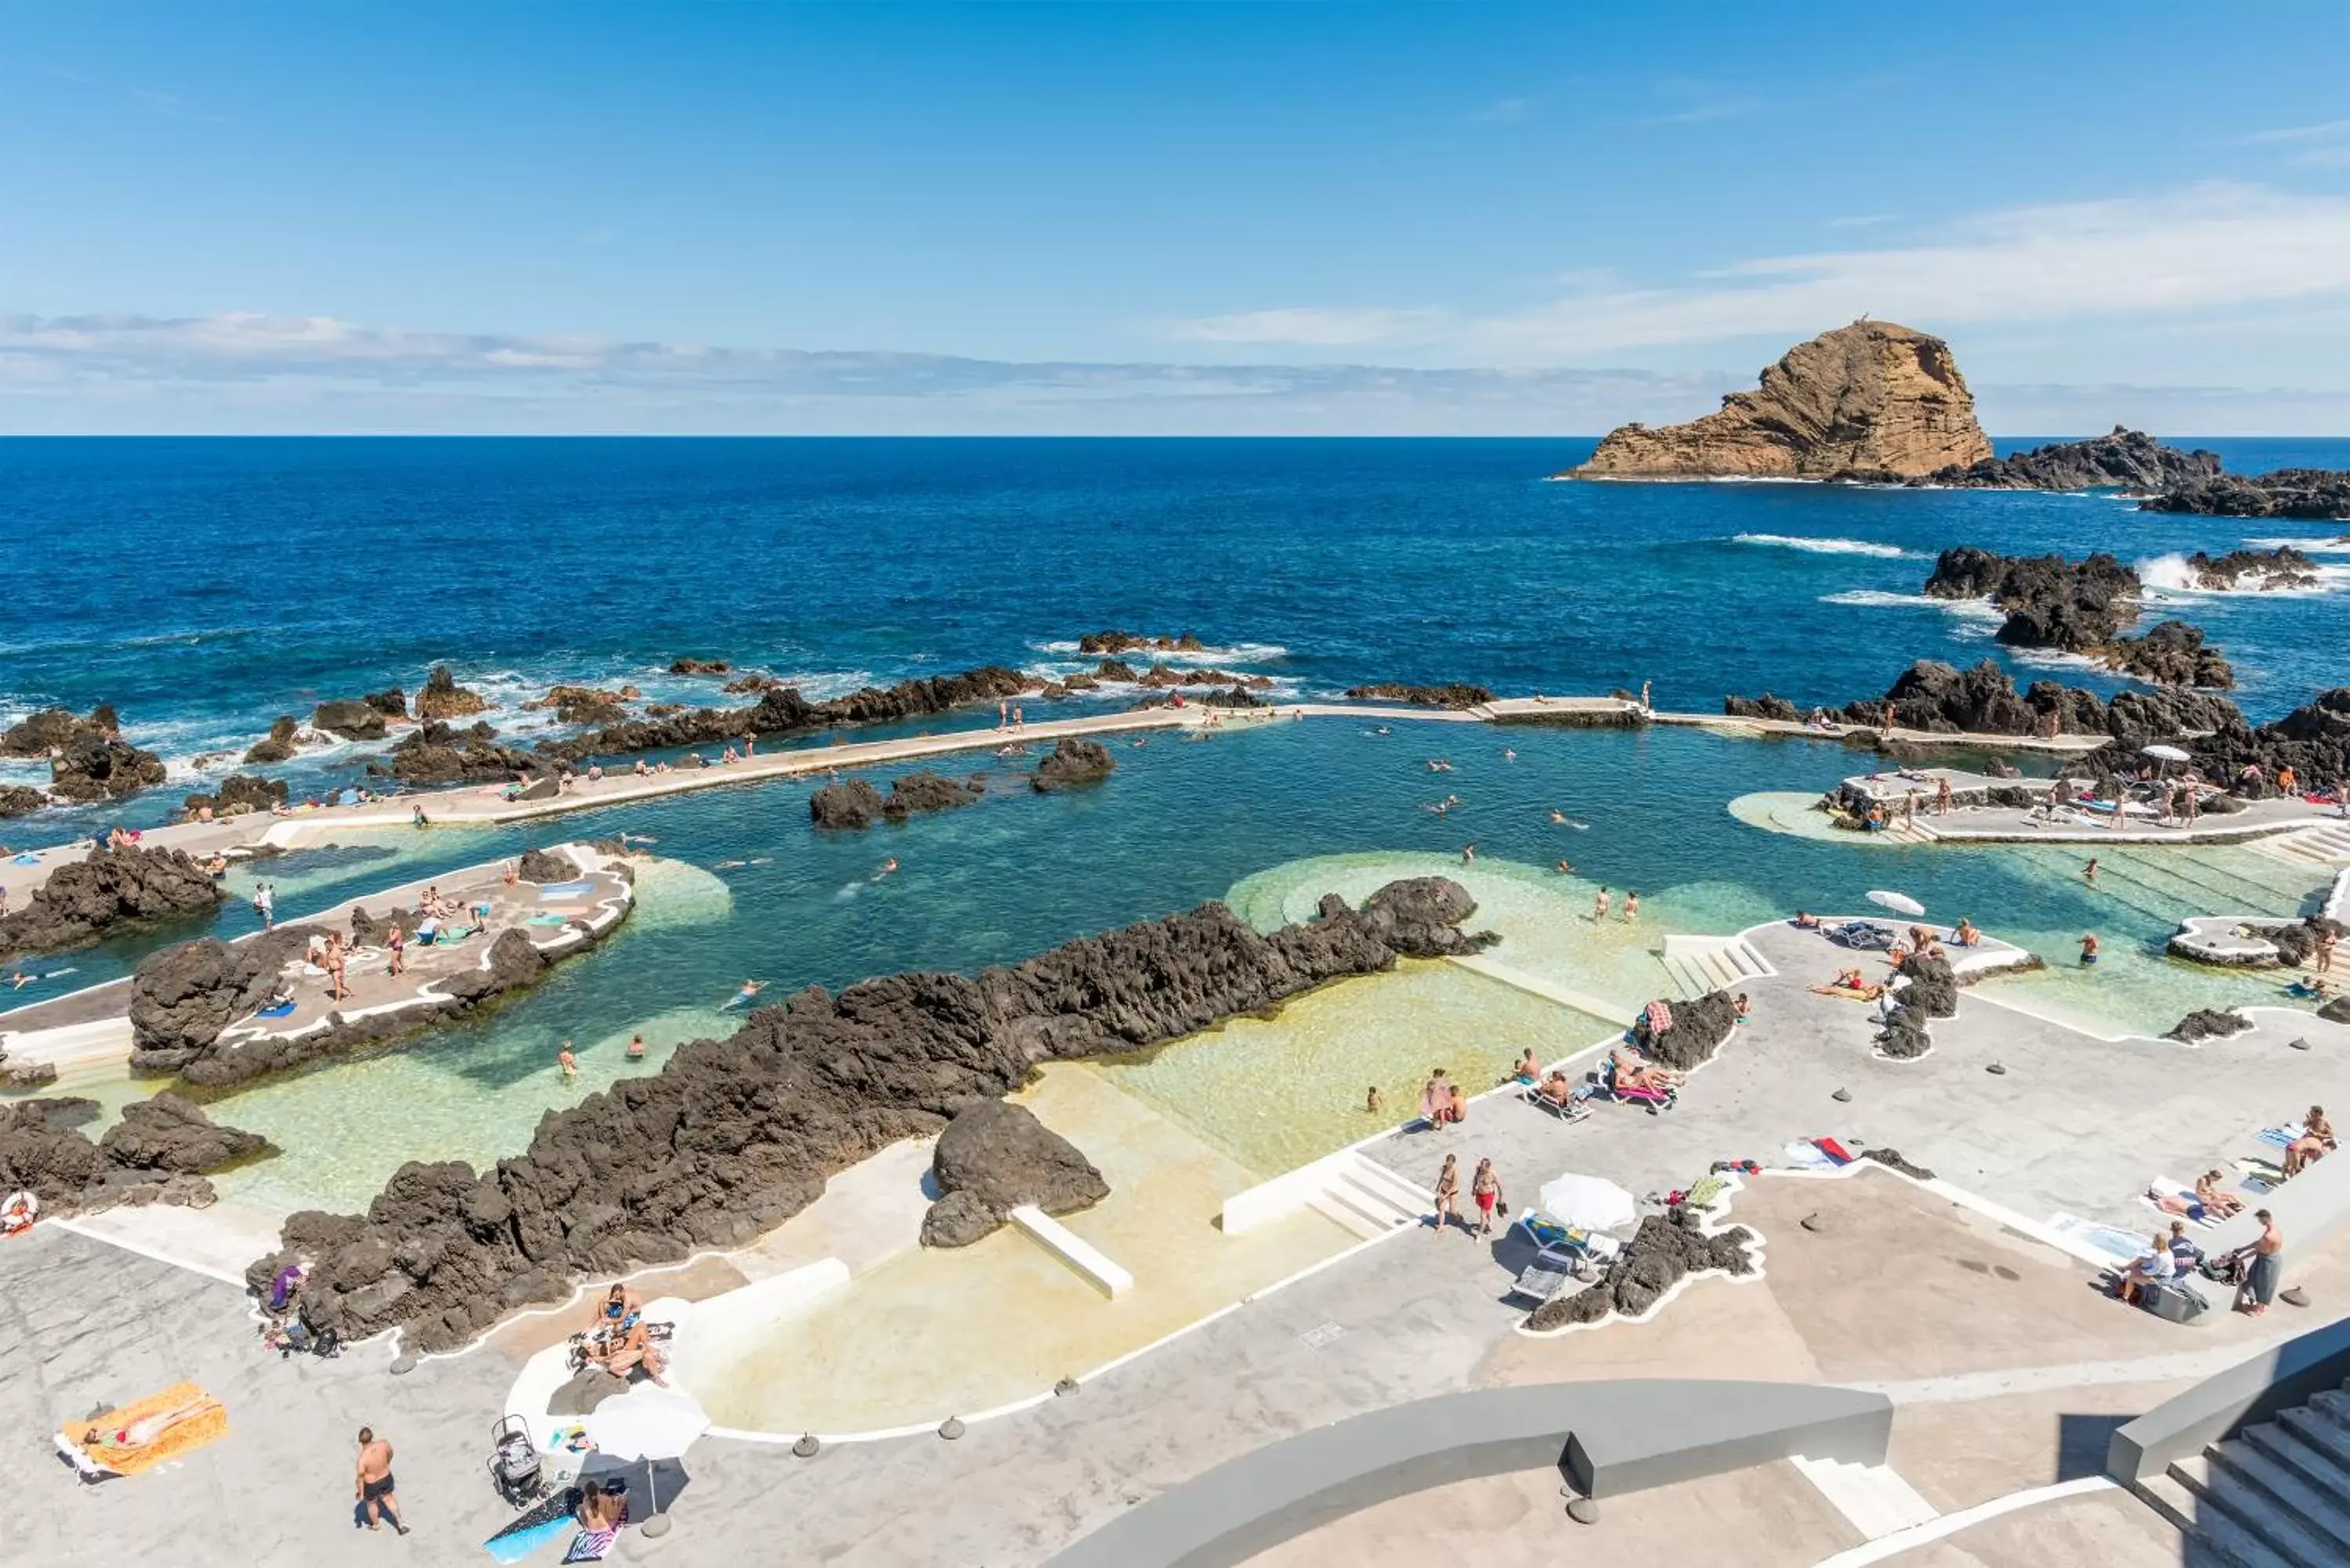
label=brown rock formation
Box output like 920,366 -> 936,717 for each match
1568,321 -> 1991,480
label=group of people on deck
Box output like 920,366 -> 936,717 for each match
577,1283 -> 669,1386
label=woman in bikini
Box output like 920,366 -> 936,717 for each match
2285,1106 -> 2335,1177
1432,1154 -> 1461,1236
2195,1169 -> 2246,1219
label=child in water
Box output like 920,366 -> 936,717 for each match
1365,1086 -> 1383,1115
558,1042 -> 579,1082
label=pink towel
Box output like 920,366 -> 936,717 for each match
1643,999 -> 1675,1036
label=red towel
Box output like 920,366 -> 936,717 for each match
1812,1137 -> 1856,1165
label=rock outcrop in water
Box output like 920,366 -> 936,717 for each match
1924,547 -> 2142,652
919,1100 -> 1108,1248
1032,738 -> 1115,792
2176,547 -> 2320,591
385,721 -> 551,786
312,699 -> 389,741
2,704 -> 125,758
244,717 -> 301,765
2143,468 -> 2350,520
538,666 -> 1036,764
1568,322 -> 1992,480
12,703 -> 171,803
0,785 -> 47,818
415,664 -> 490,721
1921,427 -> 2222,490
0,1093 -> 265,1214
251,879 -> 1491,1351
2101,620 -> 2233,689
1078,630 -> 1208,656
0,845 -> 226,962
1725,659 -> 2245,746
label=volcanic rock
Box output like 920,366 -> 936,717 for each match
0,845 -> 226,961
1895,952 -> 1958,1018
1347,878 -> 1501,959
1343,682 -> 1497,708
809,779 -> 887,829
1077,631 -> 1206,656
1922,427 -> 2222,491
2177,548 -> 2320,591
254,880 -> 1481,1350
2166,1008 -> 2253,1044
1524,1205 -> 1755,1330
1924,547 -> 2142,653
0,785 -> 45,818
526,685 -> 631,725
884,771 -> 985,820
99,1093 -> 267,1172
385,721 -> 548,786
2100,620 -> 2233,688
244,717 -> 302,764
2322,996 -> 2350,1025
1864,1147 -> 1936,1180
184,773 -> 288,818
311,699 -> 389,741
2142,468 -> 2350,520
2189,688 -> 2350,789
364,688 -> 410,717
1723,693 -> 1802,722
2,706 -> 92,757
49,732 -> 168,804
1793,659 -> 2243,744
1629,989 -> 1739,1073
919,1100 -> 1108,1248
127,927 -> 321,1062
668,658 -> 732,675
415,664 -> 490,721
516,847 -> 577,884
1094,659 -> 1141,683
1032,738 -> 1115,792
540,667 -> 1035,765
1875,1003 -> 1935,1060
720,674 -> 783,694
1568,321 -> 1991,480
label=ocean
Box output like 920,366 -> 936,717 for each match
5,435 -> 2347,822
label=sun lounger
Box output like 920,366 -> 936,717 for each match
1506,1245 -> 1585,1306
1518,1082 -> 1593,1122
1824,920 -> 1896,951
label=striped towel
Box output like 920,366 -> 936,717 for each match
2256,1125 -> 2301,1151
1643,999 -> 1674,1036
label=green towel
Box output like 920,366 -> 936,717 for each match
1681,1173 -> 1729,1210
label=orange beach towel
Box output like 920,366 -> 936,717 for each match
61,1380 -> 229,1477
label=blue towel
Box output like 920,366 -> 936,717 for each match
256,1001 -> 297,1018
2257,1125 -> 2299,1150
10,853 -> 38,865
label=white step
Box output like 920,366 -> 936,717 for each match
1791,1455 -> 1939,1539
2207,1438 -> 2350,1555
2245,1421 -> 2350,1513
1338,1154 -> 1432,1215
1307,1193 -> 1394,1242
1324,1171 -> 1421,1231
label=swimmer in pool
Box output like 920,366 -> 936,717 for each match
627,1033 -> 646,1060
874,858 -> 899,880
712,859 -> 746,869
722,979 -> 765,1010
558,1042 -> 578,1082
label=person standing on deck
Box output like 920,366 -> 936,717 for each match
353,1427 -> 407,1534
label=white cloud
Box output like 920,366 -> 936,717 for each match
2240,118 -> 2350,145
1160,305 -> 1455,348
1160,184 -> 2350,363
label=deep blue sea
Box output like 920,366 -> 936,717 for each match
7,438 -> 2349,1203
5,437 -> 2347,821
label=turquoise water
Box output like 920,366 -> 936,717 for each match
10,717 -> 2334,1211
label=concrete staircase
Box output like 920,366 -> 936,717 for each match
2137,1381 -> 2350,1566
1658,934 -> 1777,1001
1303,1154 -> 1432,1242
2255,822 -> 2350,869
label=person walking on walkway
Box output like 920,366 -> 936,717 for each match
1432,1154 -> 1461,1236
1470,1158 -> 1505,1237
353,1426 -> 408,1534
254,882 -> 275,930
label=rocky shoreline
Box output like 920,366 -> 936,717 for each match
251,876 -> 1497,1353
0,1093 -> 269,1216
0,843 -> 226,963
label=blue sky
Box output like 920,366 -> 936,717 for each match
6,2 -> 2350,432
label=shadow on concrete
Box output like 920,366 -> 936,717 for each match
2056,1411 -> 2136,1482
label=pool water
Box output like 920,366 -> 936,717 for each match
6,717 -> 2339,1221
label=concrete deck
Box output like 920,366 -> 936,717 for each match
0,844 -> 634,1078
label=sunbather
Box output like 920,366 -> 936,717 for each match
1951,917 -> 1981,948
2146,1186 -> 2206,1223
1536,1070 -> 1578,1107
1609,1047 -> 1679,1094
1510,1048 -> 1540,1085
2284,1105 -> 2335,1177
2196,1170 -> 2246,1219
84,1393 -> 221,1451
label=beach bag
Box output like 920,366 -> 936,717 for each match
2139,1281 -> 2208,1324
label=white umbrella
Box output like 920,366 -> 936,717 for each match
1536,1173 -> 1636,1233
1866,890 -> 1925,918
2142,743 -> 2192,764
584,1387 -> 709,1534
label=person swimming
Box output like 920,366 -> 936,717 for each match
627,1033 -> 647,1060
558,1042 -> 579,1082
721,979 -> 765,1010
873,858 -> 899,880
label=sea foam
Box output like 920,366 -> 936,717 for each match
1733,533 -> 1914,559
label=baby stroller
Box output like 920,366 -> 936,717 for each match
488,1414 -> 544,1507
